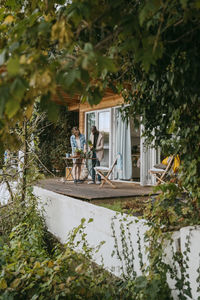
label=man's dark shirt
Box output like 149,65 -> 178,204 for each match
93,132 -> 99,150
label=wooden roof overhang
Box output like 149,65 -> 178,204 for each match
52,86 -> 124,111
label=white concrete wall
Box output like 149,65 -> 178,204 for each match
34,186 -> 149,278
34,186 -> 200,299
181,226 -> 200,300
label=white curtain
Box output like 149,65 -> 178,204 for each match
115,109 -> 132,180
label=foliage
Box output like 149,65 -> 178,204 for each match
0,203 -> 126,300
144,184 -> 200,230
142,184 -> 200,299
121,275 -> 172,300
0,0 -> 199,203
0,198 -> 175,300
36,104 -> 78,175
98,201 -> 123,213
110,207 -> 200,299
0,1 -> 200,296
0,185 -> 198,300
97,197 -> 148,216
74,148 -> 84,154
110,214 -> 173,299
0,109 -> 46,206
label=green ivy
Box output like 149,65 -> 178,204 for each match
36,104 -> 78,175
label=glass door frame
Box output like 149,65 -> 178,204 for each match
85,108 -> 112,168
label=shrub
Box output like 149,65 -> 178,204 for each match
0,199 -> 122,300
36,105 -> 78,176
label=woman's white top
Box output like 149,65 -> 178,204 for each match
76,137 -> 81,149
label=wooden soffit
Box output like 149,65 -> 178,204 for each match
52,86 -> 123,111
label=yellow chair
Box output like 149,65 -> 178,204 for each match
149,155 -> 176,185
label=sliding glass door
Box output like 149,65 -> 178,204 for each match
86,109 -> 111,167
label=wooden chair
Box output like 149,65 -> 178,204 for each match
149,155 -> 174,185
94,155 -> 120,188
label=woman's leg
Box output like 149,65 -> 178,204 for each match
74,164 -> 78,181
77,159 -> 82,181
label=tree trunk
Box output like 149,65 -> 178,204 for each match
21,118 -> 28,204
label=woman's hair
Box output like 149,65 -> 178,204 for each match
72,126 -> 80,135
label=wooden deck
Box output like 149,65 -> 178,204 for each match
37,178 -> 155,201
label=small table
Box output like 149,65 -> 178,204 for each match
63,156 -> 83,181
63,156 -> 98,181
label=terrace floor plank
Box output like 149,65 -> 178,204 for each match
37,178 -> 155,201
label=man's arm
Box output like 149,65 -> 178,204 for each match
95,133 -> 104,151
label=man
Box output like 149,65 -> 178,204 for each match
88,126 -> 104,184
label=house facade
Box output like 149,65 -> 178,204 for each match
53,89 -> 160,185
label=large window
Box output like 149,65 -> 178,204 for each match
98,110 -> 110,167
86,110 -> 110,167
86,112 -> 95,141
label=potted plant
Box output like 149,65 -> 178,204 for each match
74,149 -> 84,157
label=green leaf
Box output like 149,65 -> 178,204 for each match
81,69 -> 89,83
195,0 -> 200,8
64,69 -> 81,87
84,43 -> 93,52
80,94 -> 88,103
10,77 -> 27,101
9,42 -> 19,52
97,56 -> 117,73
11,278 -> 21,288
180,0 -> 188,8
88,218 -> 93,223
5,97 -> 20,118
0,86 -> 10,117
88,88 -> 103,105
7,57 -> 20,75
40,94 -> 59,122
4,0 -> 19,9
82,56 -> 90,70
139,2 -> 159,26
38,20 -> 50,34
81,217 -> 86,224
0,278 -> 7,289
47,101 -> 59,122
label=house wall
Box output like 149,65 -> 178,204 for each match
67,94 -> 158,185
34,186 -> 200,300
68,95 -> 124,133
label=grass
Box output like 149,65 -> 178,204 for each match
96,196 -> 150,216
98,201 -> 124,213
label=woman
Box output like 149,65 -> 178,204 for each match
70,127 -> 86,183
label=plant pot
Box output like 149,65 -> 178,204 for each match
75,152 -> 81,157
